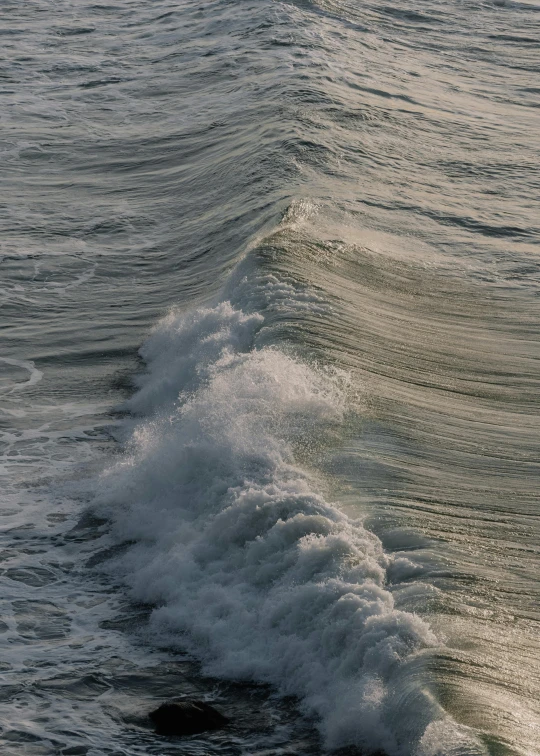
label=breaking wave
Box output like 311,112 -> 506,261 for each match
95,284 -> 486,756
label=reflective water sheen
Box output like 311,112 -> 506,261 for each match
1,1 -> 539,755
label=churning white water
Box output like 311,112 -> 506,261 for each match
95,299 -> 479,755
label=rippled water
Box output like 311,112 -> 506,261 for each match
1,1 -> 539,755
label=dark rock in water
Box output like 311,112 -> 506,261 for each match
149,700 -> 229,736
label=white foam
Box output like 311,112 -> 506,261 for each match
0,356 -> 43,393
96,299 -> 486,755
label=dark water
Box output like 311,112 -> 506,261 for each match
1,1 -> 539,755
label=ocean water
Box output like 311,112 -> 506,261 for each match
1,0 -> 539,755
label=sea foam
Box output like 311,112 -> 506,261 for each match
96,298 -> 485,755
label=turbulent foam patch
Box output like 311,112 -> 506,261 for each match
96,300 -> 485,755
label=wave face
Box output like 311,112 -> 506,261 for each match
96,294 -> 484,756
